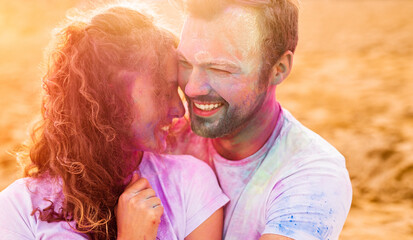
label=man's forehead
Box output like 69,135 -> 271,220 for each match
182,5 -> 260,36
179,5 -> 261,61
194,51 -> 212,63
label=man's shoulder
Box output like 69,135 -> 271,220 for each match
264,109 -> 351,198
259,111 -> 352,239
279,108 -> 345,161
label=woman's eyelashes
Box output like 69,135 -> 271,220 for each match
178,59 -> 192,69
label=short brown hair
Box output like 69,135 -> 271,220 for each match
182,0 -> 299,70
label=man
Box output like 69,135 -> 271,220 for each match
171,0 -> 352,239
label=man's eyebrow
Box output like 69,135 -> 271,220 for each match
203,60 -> 240,71
177,52 -> 240,71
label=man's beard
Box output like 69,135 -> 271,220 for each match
188,67 -> 270,139
189,105 -> 246,138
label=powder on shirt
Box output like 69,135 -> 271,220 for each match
209,108 -> 352,240
208,109 -> 282,233
0,152 -> 228,240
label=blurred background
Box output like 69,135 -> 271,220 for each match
0,0 -> 412,239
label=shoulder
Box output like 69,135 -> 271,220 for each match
0,176 -> 65,220
141,152 -> 227,238
262,110 -> 352,239
1,178 -> 29,197
141,152 -> 223,202
0,178 -> 36,209
277,110 -> 351,190
144,152 -> 212,171
280,108 -> 346,166
148,154 -> 228,237
143,152 -> 216,180
0,177 -> 87,239
271,109 -> 352,202
0,178 -> 37,237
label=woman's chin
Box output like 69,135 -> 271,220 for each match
143,134 -> 168,153
156,130 -> 168,152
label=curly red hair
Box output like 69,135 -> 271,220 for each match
20,6 -> 178,239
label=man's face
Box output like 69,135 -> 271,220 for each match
178,5 -> 268,138
131,53 -> 185,151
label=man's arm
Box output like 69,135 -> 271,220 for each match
261,157 -> 352,240
185,208 -> 224,240
260,234 -> 294,240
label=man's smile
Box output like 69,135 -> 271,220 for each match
192,100 -> 224,117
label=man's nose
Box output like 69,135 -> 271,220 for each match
184,69 -> 212,98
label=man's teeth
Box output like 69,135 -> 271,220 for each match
194,102 -> 222,111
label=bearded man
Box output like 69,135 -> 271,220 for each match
171,0 -> 353,239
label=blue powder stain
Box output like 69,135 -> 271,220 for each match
276,223 -> 295,236
274,217 -> 331,239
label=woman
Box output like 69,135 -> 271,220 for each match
0,6 -> 228,240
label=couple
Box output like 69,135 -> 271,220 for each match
0,0 -> 352,240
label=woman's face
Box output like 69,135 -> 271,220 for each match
131,52 -> 185,151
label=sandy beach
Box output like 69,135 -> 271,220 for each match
0,0 -> 412,239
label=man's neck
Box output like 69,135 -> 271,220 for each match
211,91 -> 281,160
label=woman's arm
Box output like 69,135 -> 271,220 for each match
185,207 -> 224,240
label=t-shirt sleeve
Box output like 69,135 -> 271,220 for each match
262,157 -> 352,240
181,156 -> 229,237
0,178 -> 88,240
0,179 -> 35,240
0,229 -> 33,240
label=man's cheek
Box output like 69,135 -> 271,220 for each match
210,77 -> 249,100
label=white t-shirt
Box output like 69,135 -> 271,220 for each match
171,107 -> 352,240
0,152 -> 229,240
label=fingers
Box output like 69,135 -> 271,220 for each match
130,189 -> 161,208
116,174 -> 163,238
125,173 -> 141,189
127,193 -> 164,218
130,172 -> 139,184
119,175 -> 163,212
135,188 -> 157,200
124,176 -> 151,195
143,196 -> 163,209
145,197 -> 164,217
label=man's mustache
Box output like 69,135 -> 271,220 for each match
185,95 -> 227,104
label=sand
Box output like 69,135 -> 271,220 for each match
0,0 -> 412,239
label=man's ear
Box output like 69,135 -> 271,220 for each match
268,50 -> 293,86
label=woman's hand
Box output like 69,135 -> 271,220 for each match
116,173 -> 163,240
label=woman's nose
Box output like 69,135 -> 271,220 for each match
168,91 -> 185,119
